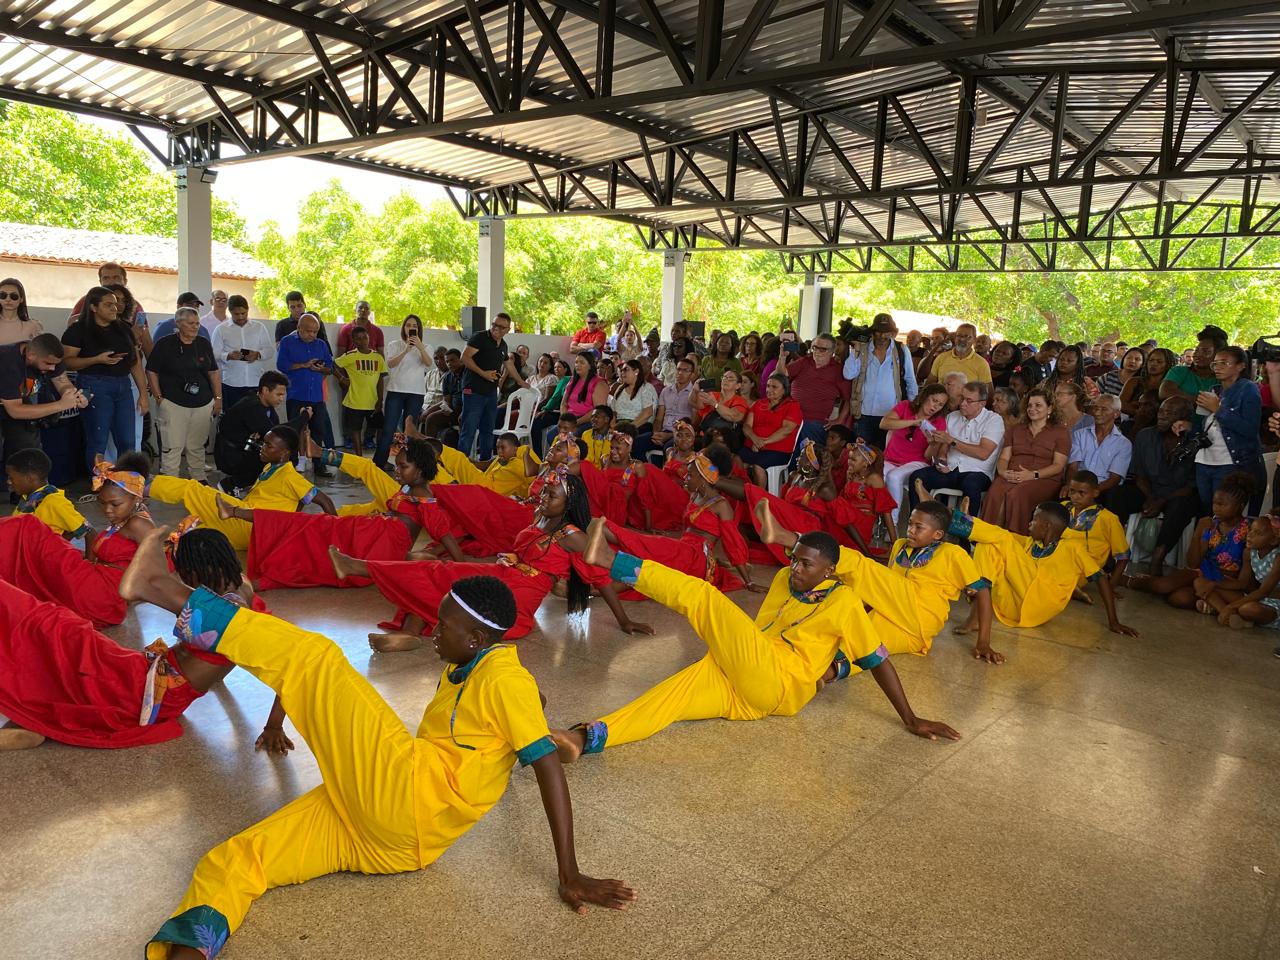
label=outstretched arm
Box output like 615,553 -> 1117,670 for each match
597,582 -> 655,636
530,753 -> 638,913
1096,576 -> 1139,637
310,490 -> 337,516
869,660 -> 961,741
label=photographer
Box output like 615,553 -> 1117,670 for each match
841,313 -> 917,448
145,306 -> 221,481
0,333 -> 88,462
215,370 -> 295,494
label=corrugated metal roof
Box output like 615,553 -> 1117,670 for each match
1,0 -> 1278,249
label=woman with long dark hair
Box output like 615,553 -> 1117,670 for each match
375,314 -> 432,467
544,353 -> 607,450
1044,344 -> 1086,395
1191,346 -> 1265,513
0,277 -> 41,345
1120,347 -> 1175,422
330,473 -> 653,648
61,286 -> 148,468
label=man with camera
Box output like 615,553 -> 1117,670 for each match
0,333 -> 89,465
841,313 -> 917,448
214,370 -> 299,495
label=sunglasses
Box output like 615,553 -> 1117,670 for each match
0,291 -> 20,301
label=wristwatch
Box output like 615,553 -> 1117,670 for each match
1033,471 -> 1040,479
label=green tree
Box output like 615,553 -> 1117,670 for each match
0,101 -> 247,246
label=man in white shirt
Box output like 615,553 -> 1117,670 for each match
211,295 -> 276,408
201,289 -> 229,331
909,381 -> 1005,514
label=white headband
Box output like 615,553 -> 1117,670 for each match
449,589 -> 508,632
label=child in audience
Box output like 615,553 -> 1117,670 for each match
1199,514 -> 1280,629
5,447 -> 89,548
579,405 -> 616,468
334,326 -> 388,458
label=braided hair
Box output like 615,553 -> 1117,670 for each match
556,473 -> 593,615
173,528 -> 243,594
451,574 -> 518,640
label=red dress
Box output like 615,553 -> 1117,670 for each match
431,484 -> 537,556
743,483 -> 833,565
578,461 -> 629,525
829,480 -> 897,554
246,490 -> 454,589
609,496 -> 750,592
365,523 -> 610,639
601,461 -> 688,531
0,514 -> 135,627
0,579 -> 265,749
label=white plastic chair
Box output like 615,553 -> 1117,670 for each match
1125,511 -> 1194,570
494,388 -> 542,445
765,464 -> 788,495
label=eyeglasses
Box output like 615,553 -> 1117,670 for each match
0,291 -> 20,301
812,346 -> 832,353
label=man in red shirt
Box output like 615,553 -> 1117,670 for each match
337,300 -> 385,355
569,312 -> 606,356
777,333 -> 851,460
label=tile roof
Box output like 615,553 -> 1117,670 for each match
0,221 -> 272,281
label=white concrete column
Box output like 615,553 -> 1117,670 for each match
660,249 -> 685,339
176,166 -> 213,299
797,271 -> 822,340
477,218 -> 505,317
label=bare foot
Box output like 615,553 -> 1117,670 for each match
329,545 -> 368,580
958,496 -> 970,514
404,415 -> 424,439
952,622 -> 976,636
582,517 -> 614,569
215,493 -> 236,521
1229,614 -> 1256,630
119,526 -> 184,608
914,478 -> 932,503
0,725 -> 45,750
1071,587 -> 1095,606
368,632 -> 423,653
755,499 -> 795,548
304,433 -> 324,460
550,728 -> 585,764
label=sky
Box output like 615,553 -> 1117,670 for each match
82,115 -> 447,241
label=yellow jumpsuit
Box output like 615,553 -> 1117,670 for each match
1065,503 -> 1129,586
484,445 -> 538,498
436,443 -> 489,487
146,590 -> 553,959
832,540 -> 984,656
327,450 -> 403,517
18,484 -> 89,542
582,556 -> 888,752
962,515 -> 1102,627
149,463 -> 320,551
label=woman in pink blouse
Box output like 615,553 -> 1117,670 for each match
878,383 -> 948,525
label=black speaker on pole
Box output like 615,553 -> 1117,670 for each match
460,305 -> 486,336
817,285 -> 834,336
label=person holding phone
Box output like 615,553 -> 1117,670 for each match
1190,346 -> 1265,514
61,285 -> 147,470
212,295 -> 275,409
375,314 -> 431,468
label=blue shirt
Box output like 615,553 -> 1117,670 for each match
1069,422 -> 1132,481
276,333 -> 333,402
152,317 -> 212,342
842,342 -> 918,417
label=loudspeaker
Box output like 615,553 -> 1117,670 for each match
460,305 -> 486,336
816,285 -> 834,336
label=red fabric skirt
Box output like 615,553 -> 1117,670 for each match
631,466 -> 688,531
0,579 -> 204,747
607,523 -> 744,593
247,510 -> 413,589
365,559 -> 553,639
432,485 -> 534,556
0,515 -> 128,627
578,461 -> 629,525
742,484 -> 831,565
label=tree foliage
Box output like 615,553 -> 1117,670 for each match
0,101 -> 247,246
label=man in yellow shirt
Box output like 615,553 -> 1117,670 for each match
334,326 -> 388,458
925,322 -> 992,385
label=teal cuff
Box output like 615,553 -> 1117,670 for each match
948,509 -> 974,539
578,720 -> 608,755
516,736 -> 556,767
852,643 -> 890,672
610,551 -> 643,585
322,448 -> 344,468
173,586 -> 239,653
967,578 -> 991,592
149,905 -> 229,959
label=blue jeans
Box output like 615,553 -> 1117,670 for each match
79,374 -> 136,470
459,389 -> 498,459
788,419 -> 827,468
375,391 -> 424,466
856,414 -> 887,450
1196,457 -> 1266,516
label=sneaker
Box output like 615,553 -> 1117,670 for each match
1273,646 -> 1280,659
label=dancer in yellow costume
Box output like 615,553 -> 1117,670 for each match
5,447 -> 89,545
484,431 -> 538,497
116,532 -> 636,960
148,426 -> 336,549
1063,469 -> 1130,591
755,498 -> 1003,664
551,520 -> 959,762
918,484 -> 1140,638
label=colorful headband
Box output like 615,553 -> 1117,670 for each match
449,588 -> 507,633
615,432 -> 634,449
549,434 -> 579,462
690,453 -> 719,483
388,432 -> 407,459
801,440 -> 821,469
164,515 -> 202,554
849,438 -> 879,468
92,458 -> 145,499
674,420 -> 695,437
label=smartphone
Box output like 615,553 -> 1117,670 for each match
783,341 -> 802,355
920,420 -> 936,436
699,378 -> 716,391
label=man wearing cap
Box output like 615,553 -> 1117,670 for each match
843,312 -> 918,448
152,293 -> 213,342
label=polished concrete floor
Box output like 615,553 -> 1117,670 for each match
3,474 -> 1280,960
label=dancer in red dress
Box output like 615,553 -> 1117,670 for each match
661,419 -> 698,485
329,474 -> 654,651
598,425 -> 687,532
231,438 -> 464,589
603,452 -> 763,593
0,528 -> 286,751
0,454 -> 155,627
